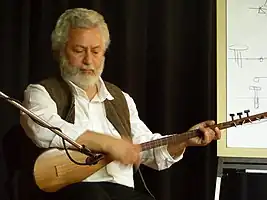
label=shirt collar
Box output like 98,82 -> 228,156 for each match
64,77 -> 114,102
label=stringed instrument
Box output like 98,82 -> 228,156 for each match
33,110 -> 267,192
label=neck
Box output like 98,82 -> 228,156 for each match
86,84 -> 98,100
139,111 -> 267,151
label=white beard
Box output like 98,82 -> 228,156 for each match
59,56 -> 104,90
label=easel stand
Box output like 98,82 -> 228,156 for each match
214,157 -> 267,200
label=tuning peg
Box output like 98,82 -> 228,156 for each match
237,112 -> 243,119
229,113 -> 235,120
244,109 -> 250,117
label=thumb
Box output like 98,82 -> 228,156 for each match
202,120 -> 215,127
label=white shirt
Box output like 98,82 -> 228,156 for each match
20,77 -> 183,188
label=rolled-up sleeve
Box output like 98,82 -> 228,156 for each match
20,84 -> 87,148
123,92 -> 184,171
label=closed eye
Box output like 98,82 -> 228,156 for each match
74,49 -> 84,53
92,51 -> 100,55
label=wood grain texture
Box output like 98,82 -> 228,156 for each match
34,148 -> 111,192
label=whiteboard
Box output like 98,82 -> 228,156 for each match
217,0 -> 267,158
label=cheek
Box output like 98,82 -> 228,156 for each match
67,54 -> 83,67
93,57 -> 104,68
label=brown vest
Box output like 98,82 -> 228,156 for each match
39,76 -> 132,141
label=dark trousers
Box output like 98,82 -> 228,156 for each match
49,182 -> 155,200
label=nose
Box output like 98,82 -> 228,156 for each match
83,51 -> 93,65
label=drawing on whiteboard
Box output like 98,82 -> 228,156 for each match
247,56 -> 267,62
228,44 -> 267,67
249,0 -> 267,14
228,44 -> 249,68
229,56 -> 267,63
224,0 -> 267,150
254,76 -> 267,83
249,86 -> 262,109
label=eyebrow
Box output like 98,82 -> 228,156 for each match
92,45 -> 101,49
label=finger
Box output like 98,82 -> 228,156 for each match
199,127 -> 215,145
129,149 -> 140,164
198,127 -> 209,144
214,127 -> 221,139
134,144 -> 142,152
203,120 -> 216,127
196,120 -> 215,130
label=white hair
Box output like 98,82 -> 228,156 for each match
51,8 -> 110,59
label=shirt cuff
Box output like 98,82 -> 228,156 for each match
160,145 -> 185,163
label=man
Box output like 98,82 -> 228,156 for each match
20,8 -> 221,200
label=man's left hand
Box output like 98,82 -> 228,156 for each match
186,120 -> 221,146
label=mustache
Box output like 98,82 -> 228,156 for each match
80,65 -> 95,71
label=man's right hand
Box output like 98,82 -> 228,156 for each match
103,137 -> 141,165
75,130 -> 141,165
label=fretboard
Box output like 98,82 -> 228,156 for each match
139,112 -> 267,151
140,130 -> 198,151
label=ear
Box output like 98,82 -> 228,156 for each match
59,50 -> 64,57
52,50 -> 59,62
59,46 -> 68,59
